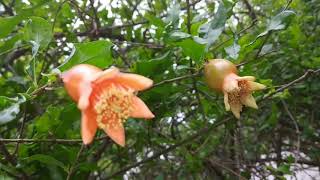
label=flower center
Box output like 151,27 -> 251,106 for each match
227,80 -> 248,105
93,85 -> 133,130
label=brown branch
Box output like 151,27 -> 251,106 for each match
281,99 -> 300,164
0,139 -> 29,179
87,139 -> 111,180
67,144 -> 85,180
152,72 -> 201,88
264,69 -> 320,99
237,32 -> 271,67
212,19 -> 257,51
13,104 -> 27,155
0,136 -> 107,144
0,0 -> 14,16
208,159 -> 246,180
89,0 -> 100,33
105,117 -> 231,179
0,141 -> 17,165
242,0 -> 257,21
256,158 -> 320,167
113,40 -> 164,49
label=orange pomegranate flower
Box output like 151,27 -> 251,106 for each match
204,59 -> 266,119
61,64 -> 154,146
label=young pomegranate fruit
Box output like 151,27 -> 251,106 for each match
204,59 -> 266,119
61,64 -> 154,146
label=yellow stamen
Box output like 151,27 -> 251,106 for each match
94,85 -> 133,130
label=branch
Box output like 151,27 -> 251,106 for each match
0,141 -> 17,165
281,99 -> 300,164
256,158 -> 320,167
0,139 -> 29,179
0,136 -> 107,144
54,0 -> 202,40
113,40 -> 164,49
105,117 -> 231,179
152,72 -> 201,88
265,69 -> 320,99
213,19 -> 257,51
0,1 -> 14,16
242,0 -> 257,21
67,144 -> 85,180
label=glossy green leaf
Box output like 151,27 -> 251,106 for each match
135,51 -> 171,76
176,38 -> 205,60
59,40 -> 113,71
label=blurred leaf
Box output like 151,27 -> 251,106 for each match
198,2 -> 228,49
225,40 -> 240,60
169,31 -> 191,41
260,44 -> 273,55
258,10 -> 296,38
176,38 -> 205,60
135,51 -> 171,76
35,106 -> 62,133
77,162 -> 98,171
0,16 -> 23,39
191,12 -> 208,23
165,3 -> 180,24
24,17 -> 53,54
0,95 -> 25,125
26,154 -> 67,172
59,40 -> 113,71
278,164 -> 291,174
145,13 -> 165,27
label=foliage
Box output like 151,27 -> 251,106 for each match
0,0 -> 319,179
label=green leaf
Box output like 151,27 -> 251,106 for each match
225,40 -> 240,60
165,3 -> 180,24
260,44 -> 273,55
198,2 -> 228,49
0,95 -> 26,125
26,154 -> 67,172
176,38 -> 205,60
145,13 -> 165,27
59,40 -> 113,71
23,17 -> 52,85
135,51 -> 171,76
35,106 -> 62,133
278,164 -> 291,174
169,31 -> 191,41
24,17 -> 53,53
0,16 -> 23,39
258,10 -> 296,38
191,12 -> 208,23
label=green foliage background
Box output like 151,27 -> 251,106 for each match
0,0 -> 319,179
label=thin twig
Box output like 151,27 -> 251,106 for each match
209,159 -> 246,180
186,0 -> 207,122
67,144 -> 85,180
152,72 -> 201,88
264,69 -> 320,99
0,136 -> 107,144
281,100 -> 300,165
13,104 -> 27,155
105,117 -> 231,179
212,19 -> 257,51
